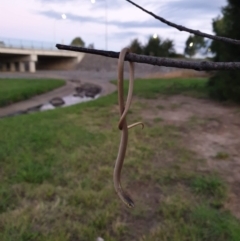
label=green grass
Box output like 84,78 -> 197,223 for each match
144,201 -> 240,241
0,78 -> 65,107
0,78 -> 239,240
112,77 -> 208,99
191,175 -> 226,197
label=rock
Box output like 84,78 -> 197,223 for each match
75,86 -> 84,93
50,97 -> 65,107
26,105 -> 42,113
85,91 -> 96,98
75,83 -> 102,98
96,237 -> 104,241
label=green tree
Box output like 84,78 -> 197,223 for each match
161,39 -> 176,57
184,35 -> 206,57
144,36 -> 161,56
207,0 -> 240,102
70,37 -> 85,47
143,36 -> 176,57
128,38 -> 143,54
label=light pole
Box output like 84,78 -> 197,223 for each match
105,0 -> 108,50
53,14 -> 67,44
91,0 -> 108,50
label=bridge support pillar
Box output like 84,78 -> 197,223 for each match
29,61 -> 36,73
10,62 -> 16,72
28,54 -> 37,73
19,62 -> 25,72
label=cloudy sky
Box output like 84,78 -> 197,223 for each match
1,0 -> 226,53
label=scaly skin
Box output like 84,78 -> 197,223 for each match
113,48 -> 144,208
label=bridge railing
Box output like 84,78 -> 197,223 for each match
0,37 -> 59,51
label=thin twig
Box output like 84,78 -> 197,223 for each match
126,0 -> 240,46
56,44 -> 240,71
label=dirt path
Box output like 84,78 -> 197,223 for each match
137,95 -> 240,218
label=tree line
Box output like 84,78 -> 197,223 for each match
70,35 -> 208,59
70,0 -> 240,103
208,0 -> 240,102
128,36 -> 179,57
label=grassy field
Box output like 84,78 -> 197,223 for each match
112,77 -> 208,99
0,78 -> 240,241
0,78 -> 65,107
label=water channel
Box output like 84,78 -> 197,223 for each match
1,82 -> 102,118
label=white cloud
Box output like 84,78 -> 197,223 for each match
0,0 -> 227,53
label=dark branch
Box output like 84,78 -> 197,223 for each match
126,0 -> 240,46
56,44 -> 240,71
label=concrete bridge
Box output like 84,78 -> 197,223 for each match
0,38 -> 85,73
